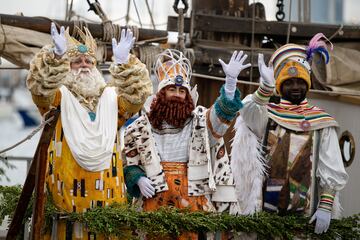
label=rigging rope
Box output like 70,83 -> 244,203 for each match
329,24 -> 344,41
138,45 -> 162,73
0,16 -> 7,64
177,8 -> 185,52
65,0 -> 74,21
145,0 -> 156,29
0,110 -> 57,155
133,0 -> 143,28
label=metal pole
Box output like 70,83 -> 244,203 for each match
286,0 -> 293,44
304,0 -> 310,23
298,0 -> 303,22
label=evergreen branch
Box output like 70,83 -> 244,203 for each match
1,186 -> 359,239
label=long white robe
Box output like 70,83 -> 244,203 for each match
232,94 -> 348,217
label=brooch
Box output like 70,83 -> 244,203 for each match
77,44 -> 88,53
299,120 -> 311,131
288,66 -> 298,77
175,75 -> 184,86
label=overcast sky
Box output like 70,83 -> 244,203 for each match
1,0 -> 181,30
2,0 -> 360,28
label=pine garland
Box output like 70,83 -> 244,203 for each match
1,186 -> 359,239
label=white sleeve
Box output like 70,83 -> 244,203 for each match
239,94 -> 269,139
316,127 -> 349,191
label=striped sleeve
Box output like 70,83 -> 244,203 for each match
252,78 -> 275,105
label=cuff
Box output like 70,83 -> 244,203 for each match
124,165 -> 146,198
44,47 -> 69,66
318,192 -> 335,212
252,78 -> 274,105
214,85 -> 243,121
113,54 -> 129,65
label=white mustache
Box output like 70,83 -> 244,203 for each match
73,68 -> 91,76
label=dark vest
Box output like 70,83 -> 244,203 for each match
263,119 -> 313,215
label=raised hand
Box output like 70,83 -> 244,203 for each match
50,22 -> 67,56
219,51 -> 251,79
309,208 -> 332,234
112,29 -> 136,64
219,51 -> 251,99
137,176 -> 155,199
258,53 -> 275,87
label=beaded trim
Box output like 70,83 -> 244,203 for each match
67,44 -> 96,59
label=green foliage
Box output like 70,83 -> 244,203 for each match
0,185 -> 28,225
0,186 -> 359,239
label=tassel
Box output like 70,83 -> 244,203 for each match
306,33 -> 333,64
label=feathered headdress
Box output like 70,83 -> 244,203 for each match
270,33 -> 333,95
306,33 -> 333,64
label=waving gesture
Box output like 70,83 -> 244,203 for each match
112,29 -> 136,64
50,22 -> 67,56
219,51 -> 251,99
258,53 -> 275,87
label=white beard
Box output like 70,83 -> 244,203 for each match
64,68 -> 106,111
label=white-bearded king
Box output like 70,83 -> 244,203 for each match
26,23 -> 152,239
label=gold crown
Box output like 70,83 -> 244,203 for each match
155,49 -> 192,93
65,27 -> 97,61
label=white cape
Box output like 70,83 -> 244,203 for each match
60,86 -> 118,172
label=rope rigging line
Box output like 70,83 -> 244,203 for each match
145,0 -> 156,30
0,111 -> 57,155
328,24 -> 344,41
177,8 -> 185,52
65,0 -> 74,21
133,0 -> 143,28
0,16 -> 6,66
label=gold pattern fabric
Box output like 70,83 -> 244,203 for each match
108,54 -> 152,105
47,119 -> 126,212
143,162 -> 210,240
42,92 -> 127,239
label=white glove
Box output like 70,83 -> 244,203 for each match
309,208 -> 332,234
258,53 -> 275,87
50,22 -> 67,56
137,176 -> 155,199
219,51 -> 251,99
112,29 -> 136,64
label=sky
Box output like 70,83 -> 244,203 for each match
1,0 -> 179,30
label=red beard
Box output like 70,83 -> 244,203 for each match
148,88 -> 195,129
